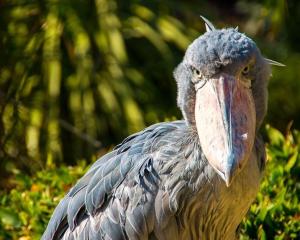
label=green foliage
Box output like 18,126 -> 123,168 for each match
0,125 -> 299,239
0,0 -> 197,174
240,125 -> 300,239
0,162 -> 88,239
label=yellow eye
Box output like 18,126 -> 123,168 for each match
242,65 -> 250,75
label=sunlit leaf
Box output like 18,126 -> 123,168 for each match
0,209 -> 21,228
266,124 -> 285,146
285,151 -> 298,172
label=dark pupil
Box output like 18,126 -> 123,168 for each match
243,66 -> 249,73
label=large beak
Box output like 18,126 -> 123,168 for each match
195,73 -> 256,186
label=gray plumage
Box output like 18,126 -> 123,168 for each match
42,17 -> 274,240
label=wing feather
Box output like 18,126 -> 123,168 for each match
67,187 -> 86,231
43,121 -> 192,240
41,197 -> 69,240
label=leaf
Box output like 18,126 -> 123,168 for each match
266,124 -> 285,147
0,208 -> 21,228
285,151 -> 298,172
258,225 -> 267,240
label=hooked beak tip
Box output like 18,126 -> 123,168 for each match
224,167 -> 234,187
223,156 -> 240,187
222,155 -> 236,187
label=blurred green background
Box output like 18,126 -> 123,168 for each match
0,0 -> 299,239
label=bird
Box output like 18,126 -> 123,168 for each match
42,17 -> 284,240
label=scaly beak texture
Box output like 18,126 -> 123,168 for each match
195,74 -> 256,186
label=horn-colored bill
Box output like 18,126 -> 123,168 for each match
195,73 -> 256,186
264,58 -> 285,67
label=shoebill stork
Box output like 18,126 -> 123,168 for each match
42,17 -> 283,240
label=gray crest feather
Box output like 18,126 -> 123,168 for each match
264,58 -> 285,67
200,15 -> 216,32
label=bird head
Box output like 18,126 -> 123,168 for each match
174,16 -> 284,186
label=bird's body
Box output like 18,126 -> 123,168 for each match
43,17 -> 280,240
43,121 -> 264,240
